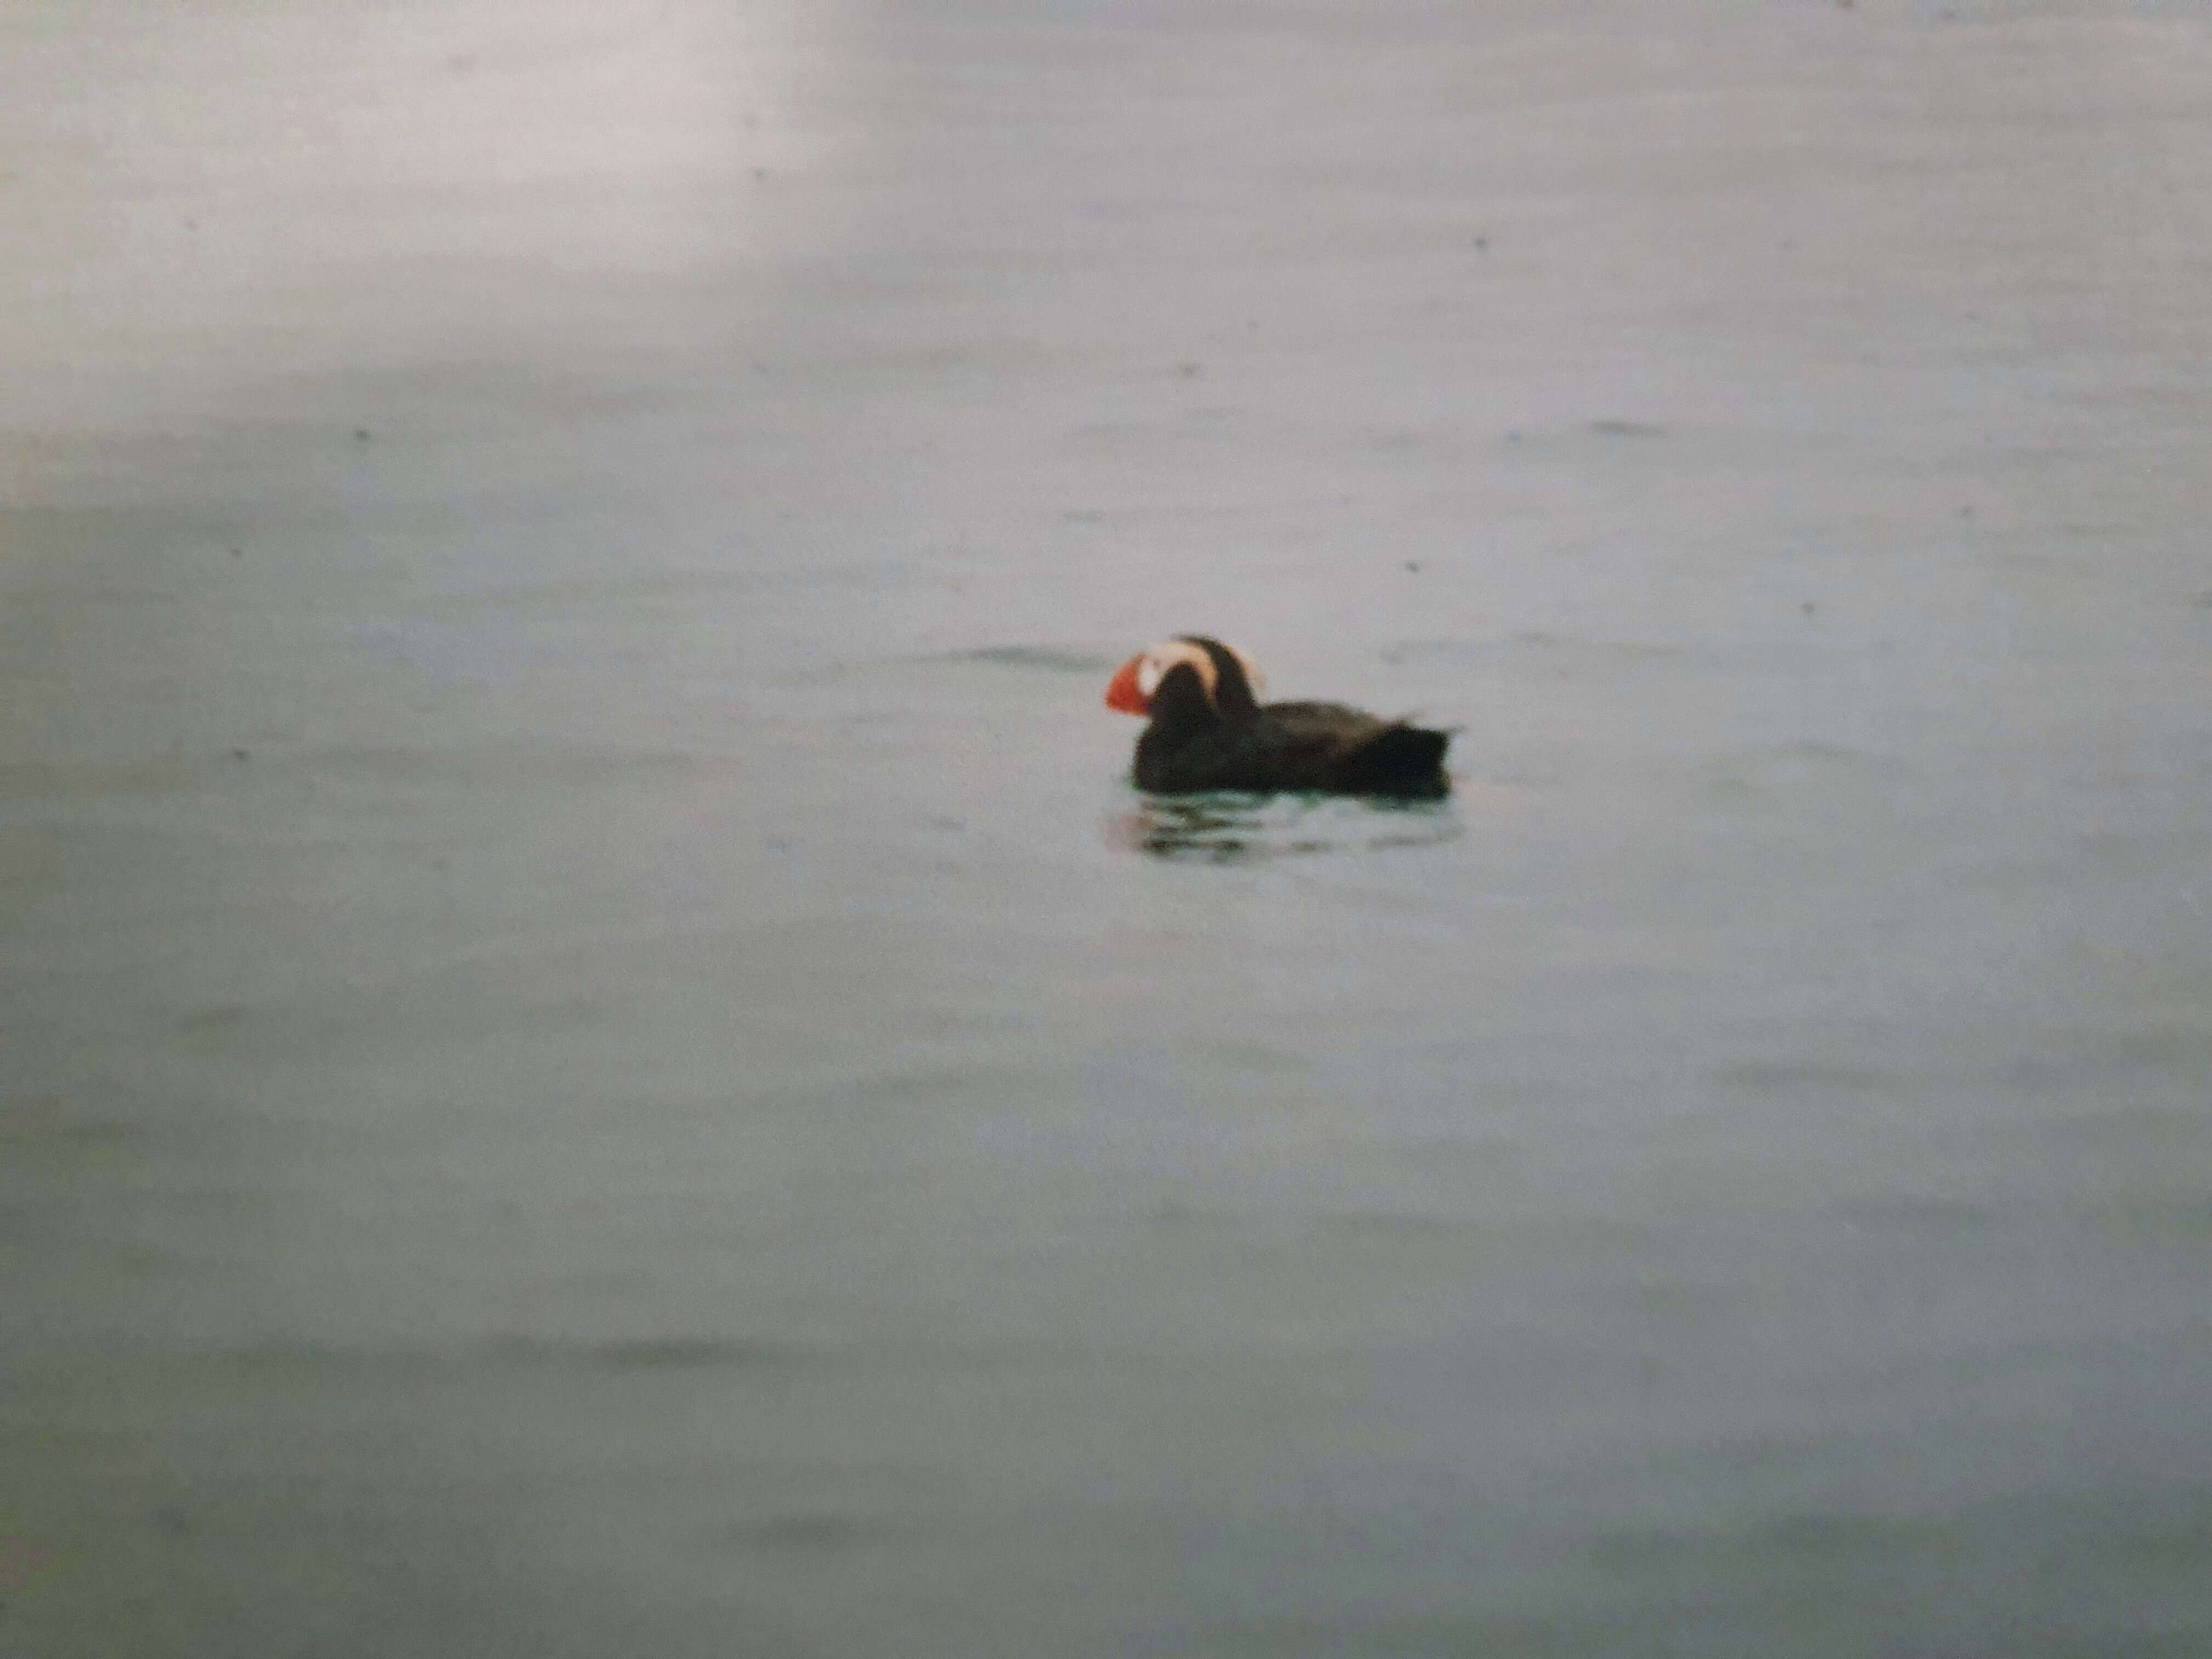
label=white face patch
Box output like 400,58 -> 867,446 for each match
1137,639 -> 1217,702
1136,638 -> 1265,707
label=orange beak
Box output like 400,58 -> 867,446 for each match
1103,654 -> 1149,716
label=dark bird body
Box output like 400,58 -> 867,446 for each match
1105,636 -> 1451,798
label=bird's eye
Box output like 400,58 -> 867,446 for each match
1136,656 -> 1163,697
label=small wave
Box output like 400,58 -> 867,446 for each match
940,645 -> 1120,674
1380,634 -> 1680,667
1109,791 -> 1459,864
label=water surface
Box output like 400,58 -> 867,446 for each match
5,3 -> 2210,1655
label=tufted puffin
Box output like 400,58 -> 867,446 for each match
1104,636 -> 1451,797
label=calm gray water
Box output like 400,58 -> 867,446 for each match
6,3 -> 2210,1655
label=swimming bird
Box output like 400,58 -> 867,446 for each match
1104,636 -> 1451,797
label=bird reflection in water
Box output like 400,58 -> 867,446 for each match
1108,792 -> 1459,864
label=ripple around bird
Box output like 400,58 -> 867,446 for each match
1109,791 -> 1462,865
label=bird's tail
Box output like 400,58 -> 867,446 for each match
1338,724 -> 1452,797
